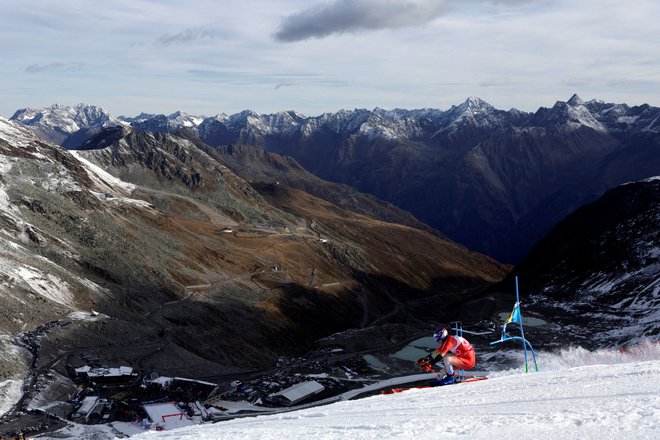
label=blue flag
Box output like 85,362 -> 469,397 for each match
505,301 -> 521,324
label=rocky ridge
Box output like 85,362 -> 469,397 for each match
505,177 -> 660,346
12,96 -> 659,263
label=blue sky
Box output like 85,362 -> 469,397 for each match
1,0 -> 659,117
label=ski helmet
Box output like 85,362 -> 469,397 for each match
433,328 -> 449,342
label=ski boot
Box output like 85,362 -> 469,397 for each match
437,374 -> 455,385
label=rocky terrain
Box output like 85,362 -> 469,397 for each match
510,177 -> 659,346
0,116 -> 508,399
14,96 -> 660,263
457,176 -> 660,351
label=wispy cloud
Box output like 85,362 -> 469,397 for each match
274,82 -> 294,90
25,62 -> 83,73
274,0 -> 538,42
157,27 -> 223,46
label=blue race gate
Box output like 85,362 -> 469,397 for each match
490,276 -> 539,372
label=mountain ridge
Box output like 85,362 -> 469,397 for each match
10,96 -> 660,262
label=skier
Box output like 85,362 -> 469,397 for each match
417,327 -> 475,385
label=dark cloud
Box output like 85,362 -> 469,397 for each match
274,0 -> 537,42
25,62 -> 83,73
157,27 -> 222,46
274,0 -> 450,42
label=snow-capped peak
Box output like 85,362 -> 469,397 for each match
565,103 -> 606,132
464,96 -> 492,108
10,103 -> 122,135
450,97 -> 494,115
448,97 -> 495,118
567,94 -> 585,106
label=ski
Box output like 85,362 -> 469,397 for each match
380,386 -> 431,395
380,376 -> 487,395
458,376 -> 488,383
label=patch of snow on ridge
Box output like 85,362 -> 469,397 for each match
566,104 -> 607,132
0,333 -> 27,417
359,122 -> 399,140
0,379 -> 22,417
0,117 -> 35,148
12,265 -> 74,307
69,150 -> 136,196
617,115 -> 639,124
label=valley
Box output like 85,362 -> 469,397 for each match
0,116 -> 509,437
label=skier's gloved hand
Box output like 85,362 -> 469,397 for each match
417,355 -> 433,366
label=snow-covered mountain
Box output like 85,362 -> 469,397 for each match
10,103 -> 124,147
12,96 -> 659,151
186,95 -> 659,263
119,94 -> 660,142
11,96 -> 660,263
119,111 -> 205,134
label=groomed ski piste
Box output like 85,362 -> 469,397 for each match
36,341 -> 659,440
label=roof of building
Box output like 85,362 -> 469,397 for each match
270,381 -> 325,404
75,365 -> 134,378
76,396 -> 100,416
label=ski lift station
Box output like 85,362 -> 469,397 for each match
267,381 -> 325,406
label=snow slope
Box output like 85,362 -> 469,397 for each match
32,344 -> 660,439
128,344 -> 660,440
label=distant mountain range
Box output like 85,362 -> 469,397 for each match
10,96 -> 660,262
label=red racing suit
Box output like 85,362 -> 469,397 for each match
431,335 -> 475,371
